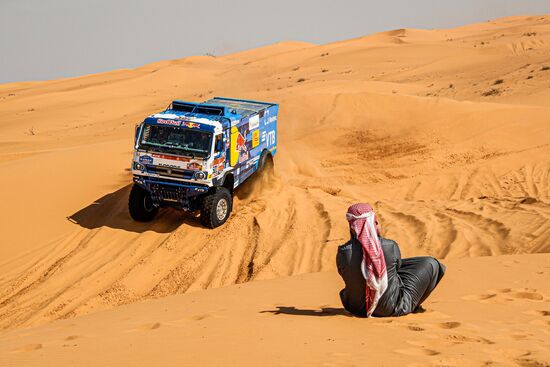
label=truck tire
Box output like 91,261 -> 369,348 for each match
129,184 -> 158,222
200,187 -> 232,228
258,150 -> 274,174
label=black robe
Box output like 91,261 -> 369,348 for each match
336,237 -> 445,317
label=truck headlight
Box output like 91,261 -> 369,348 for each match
195,171 -> 206,180
134,162 -> 144,171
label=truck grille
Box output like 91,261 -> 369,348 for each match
161,189 -> 179,201
146,165 -> 194,179
151,184 -> 183,202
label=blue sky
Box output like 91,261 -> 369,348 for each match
1,0 -> 549,83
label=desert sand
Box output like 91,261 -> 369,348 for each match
0,14 -> 549,366
1,255 -> 549,366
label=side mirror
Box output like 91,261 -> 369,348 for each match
134,124 -> 142,145
216,138 -> 224,152
214,134 -> 224,153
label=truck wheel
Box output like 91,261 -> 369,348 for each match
258,150 -> 274,174
129,184 -> 158,222
200,187 -> 232,228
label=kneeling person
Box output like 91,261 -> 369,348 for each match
337,203 -> 445,317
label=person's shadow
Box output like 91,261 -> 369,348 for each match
261,306 -> 352,317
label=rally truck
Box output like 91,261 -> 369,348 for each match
130,97 -> 278,228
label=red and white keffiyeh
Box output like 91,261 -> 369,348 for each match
346,203 -> 388,317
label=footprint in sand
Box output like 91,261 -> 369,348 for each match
515,357 -> 550,367
500,260 -> 519,267
127,322 -> 161,332
65,335 -> 81,341
191,314 -> 210,321
511,291 -> 544,301
395,347 -> 440,356
497,288 -> 512,293
446,334 -> 494,344
13,343 -> 42,352
463,289 -> 544,303
438,321 -> 461,329
462,293 -> 497,301
407,325 -> 425,331
510,333 -> 533,340
141,322 -> 161,330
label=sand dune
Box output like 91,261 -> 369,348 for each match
1,254 -> 549,366
1,14 -> 550,365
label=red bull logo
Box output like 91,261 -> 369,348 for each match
235,132 -> 246,151
183,121 -> 200,129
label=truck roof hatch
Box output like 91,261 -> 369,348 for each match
205,97 -> 275,118
171,101 -> 225,116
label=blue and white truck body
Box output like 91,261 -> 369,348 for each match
130,97 -> 278,227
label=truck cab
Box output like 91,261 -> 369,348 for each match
130,97 -> 278,228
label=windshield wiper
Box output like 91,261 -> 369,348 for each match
140,142 -> 207,158
139,143 -> 163,154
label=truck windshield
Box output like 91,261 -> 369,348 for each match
139,124 -> 212,158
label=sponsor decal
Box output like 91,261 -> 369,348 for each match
249,115 -> 260,130
157,119 -> 182,126
213,157 -> 225,165
230,126 -> 249,166
252,130 -> 260,148
158,163 -> 179,168
236,132 -> 246,150
239,150 -> 249,163
187,162 -> 203,170
266,131 -> 276,145
182,121 -> 200,129
265,116 -> 277,125
156,119 -> 200,129
139,155 -> 154,164
152,153 -> 190,162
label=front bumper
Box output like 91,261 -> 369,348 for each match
133,175 -> 210,210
